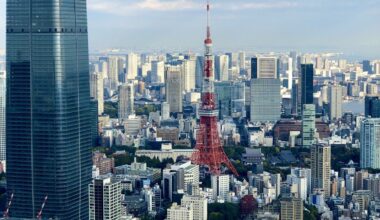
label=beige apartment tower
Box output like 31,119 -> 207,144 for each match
165,66 -> 183,113
311,144 -> 331,198
280,197 -> 303,220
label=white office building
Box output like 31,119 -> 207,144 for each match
90,72 -> 104,115
171,161 -> 200,191
151,61 -> 165,83
181,194 -> 207,220
108,57 -> 121,89
89,176 -> 122,220
252,57 -> 278,79
126,53 -> 138,80
182,58 -> 196,92
161,102 -> 170,120
167,203 -> 193,220
290,168 -> 312,195
287,57 -> 293,90
287,175 -> 308,201
215,55 -> 229,81
211,174 -> 230,201
123,115 -> 142,136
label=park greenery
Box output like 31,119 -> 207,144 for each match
104,101 -> 158,118
104,101 -> 118,118
135,104 -> 158,116
208,203 -> 240,220
304,203 -> 319,220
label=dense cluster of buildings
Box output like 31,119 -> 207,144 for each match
3,39 -> 380,219
81,49 -> 380,219
1,1 -> 380,220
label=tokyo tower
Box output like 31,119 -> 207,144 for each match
191,0 -> 239,176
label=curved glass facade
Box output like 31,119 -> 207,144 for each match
6,0 -> 91,219
0,72 -> 5,161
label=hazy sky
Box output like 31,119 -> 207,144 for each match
1,0 -> 380,58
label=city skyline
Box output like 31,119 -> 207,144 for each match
1,0 -> 380,59
2,0 -> 380,219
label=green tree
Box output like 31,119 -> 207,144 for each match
304,203 -> 318,220
104,102 -> 118,118
223,146 -> 246,160
209,212 -> 224,220
159,158 -> 174,169
135,105 -> 158,116
331,146 -> 360,171
141,214 -> 155,220
208,203 -> 239,220
233,160 -> 249,177
114,154 -> 134,166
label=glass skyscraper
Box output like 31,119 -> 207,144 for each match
250,57 -> 281,122
0,71 -> 5,161
299,64 -> 314,106
215,81 -> 246,119
360,118 -> 380,169
365,95 -> 380,118
299,65 -> 316,147
363,60 -> 372,74
302,104 -> 315,148
296,64 -> 314,115
250,79 -> 281,122
6,0 -> 92,219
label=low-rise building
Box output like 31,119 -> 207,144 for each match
93,152 -> 115,175
114,158 -> 161,190
167,203 -> 193,220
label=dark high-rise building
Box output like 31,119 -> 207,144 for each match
0,72 -> 5,161
90,99 -> 99,147
291,82 -> 299,115
276,58 -> 281,79
251,57 -> 258,79
363,60 -> 372,74
298,64 -> 314,112
365,96 -> 380,118
6,1 -> 91,219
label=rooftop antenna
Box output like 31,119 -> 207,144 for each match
206,0 -> 211,39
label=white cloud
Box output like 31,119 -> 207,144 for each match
88,0 -> 201,15
136,0 -> 201,11
230,2 -> 298,10
88,0 -> 299,15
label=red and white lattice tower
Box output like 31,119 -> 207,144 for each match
191,0 -> 238,176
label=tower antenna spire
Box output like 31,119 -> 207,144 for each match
206,0 -> 210,39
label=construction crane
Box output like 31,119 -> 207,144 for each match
36,195 -> 48,220
3,193 -> 14,219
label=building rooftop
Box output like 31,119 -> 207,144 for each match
114,164 -> 160,178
